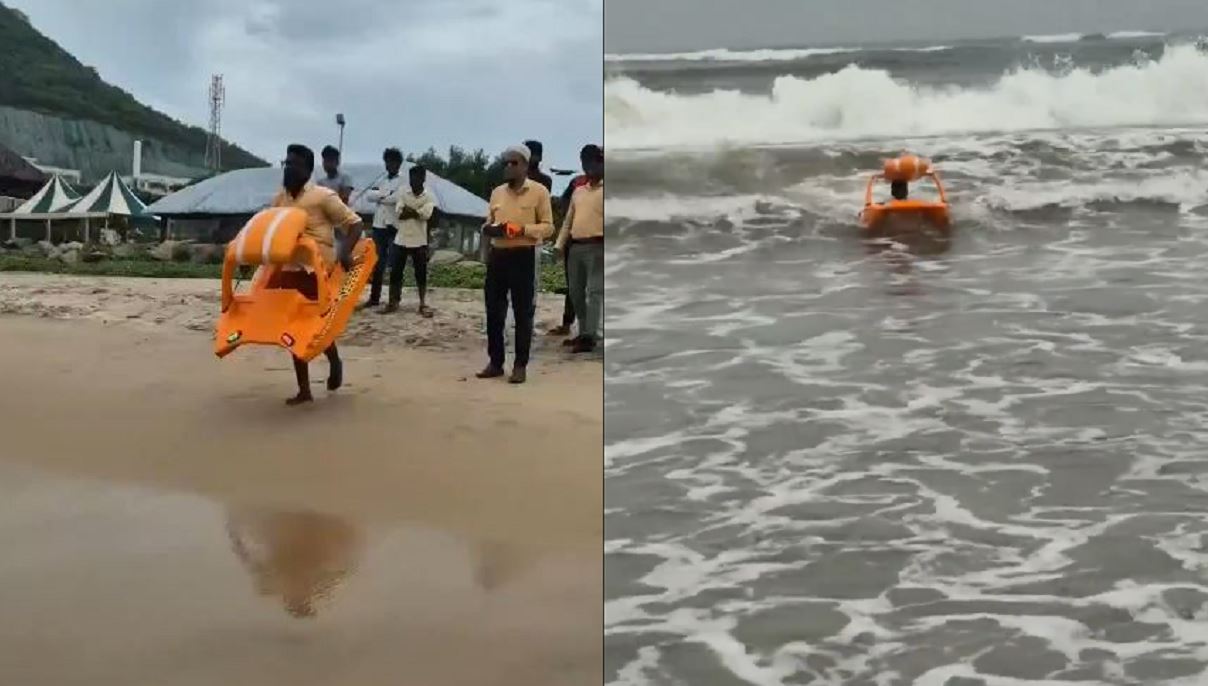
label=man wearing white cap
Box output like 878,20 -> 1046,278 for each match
477,144 -> 554,384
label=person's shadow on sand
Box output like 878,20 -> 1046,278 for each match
226,507 -> 364,618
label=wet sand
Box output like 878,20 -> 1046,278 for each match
0,274 -> 602,686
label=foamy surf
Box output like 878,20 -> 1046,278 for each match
605,44 -> 953,63
606,44 -> 1208,150
1022,32 -> 1086,44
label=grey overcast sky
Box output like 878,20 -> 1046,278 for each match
7,0 -> 602,168
604,0 -> 1208,53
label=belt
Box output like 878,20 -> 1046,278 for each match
570,236 -> 604,245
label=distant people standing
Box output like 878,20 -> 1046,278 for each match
386,165 -> 437,317
522,140 -> 552,324
315,145 -> 353,204
547,150 -> 596,338
554,144 -> 604,354
523,139 -> 553,191
361,147 -> 405,309
477,144 -> 554,385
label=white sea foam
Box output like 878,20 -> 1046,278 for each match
1022,33 -> 1085,44
605,46 -> 860,63
979,170 -> 1208,213
605,44 -> 953,63
606,45 -> 1208,149
1107,30 -> 1168,40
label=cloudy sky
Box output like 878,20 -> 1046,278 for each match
8,0 -> 602,170
605,0 -> 1208,53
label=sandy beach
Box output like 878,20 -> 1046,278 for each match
0,273 -> 602,686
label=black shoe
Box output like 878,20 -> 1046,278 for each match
380,302 -> 399,314
572,337 -> 596,354
476,365 -> 505,379
562,336 -> 580,348
286,391 -> 314,406
509,367 -> 527,384
357,300 -> 379,311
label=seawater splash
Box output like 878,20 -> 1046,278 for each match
606,44 -> 1208,149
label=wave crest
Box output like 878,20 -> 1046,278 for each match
606,44 -> 1208,149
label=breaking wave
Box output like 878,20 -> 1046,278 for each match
605,45 -> 952,63
606,44 -> 1208,149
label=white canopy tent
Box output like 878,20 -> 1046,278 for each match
0,174 -> 103,243
60,171 -> 159,243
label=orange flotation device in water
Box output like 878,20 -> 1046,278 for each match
214,207 -> 378,362
859,155 -> 952,232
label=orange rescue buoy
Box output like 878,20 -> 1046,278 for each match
214,207 -> 377,362
860,156 -> 951,233
882,155 -> 932,183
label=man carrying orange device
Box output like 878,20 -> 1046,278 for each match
268,144 -> 365,405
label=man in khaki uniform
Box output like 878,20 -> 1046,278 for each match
269,144 -> 364,405
477,144 -> 553,385
554,144 -> 604,354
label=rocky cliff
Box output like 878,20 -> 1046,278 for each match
0,2 -> 265,183
0,106 -> 213,181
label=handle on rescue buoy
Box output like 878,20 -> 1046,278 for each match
220,247 -> 237,313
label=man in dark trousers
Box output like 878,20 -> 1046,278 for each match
360,147 -> 405,309
477,144 -> 554,385
386,165 -> 437,316
269,144 -> 364,405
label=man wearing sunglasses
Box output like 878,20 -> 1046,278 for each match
477,144 -> 554,384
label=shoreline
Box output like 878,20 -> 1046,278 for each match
0,271 -> 582,355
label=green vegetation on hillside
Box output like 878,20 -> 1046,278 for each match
0,3 -> 265,170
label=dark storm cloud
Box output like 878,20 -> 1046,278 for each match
6,0 -> 603,170
604,0 -> 1208,53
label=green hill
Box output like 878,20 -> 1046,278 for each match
0,2 -> 265,172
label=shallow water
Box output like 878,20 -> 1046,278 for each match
0,462 -> 599,686
604,125 -> 1208,684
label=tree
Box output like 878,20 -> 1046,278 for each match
407,145 -> 571,226
406,146 -> 504,201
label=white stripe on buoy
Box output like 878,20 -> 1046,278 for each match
261,208 -> 290,264
234,214 -> 257,264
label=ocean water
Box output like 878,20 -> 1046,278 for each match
604,32 -> 1208,685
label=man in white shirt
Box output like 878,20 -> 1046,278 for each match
385,165 -> 437,316
360,147 -> 405,309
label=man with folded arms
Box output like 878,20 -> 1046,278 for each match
385,165 -> 437,316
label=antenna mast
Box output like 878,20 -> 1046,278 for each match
205,74 -> 225,172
